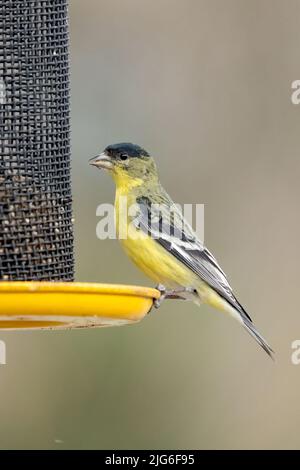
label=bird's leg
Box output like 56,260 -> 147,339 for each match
166,286 -> 197,299
154,285 -> 197,308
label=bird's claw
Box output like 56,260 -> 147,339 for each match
154,284 -> 167,308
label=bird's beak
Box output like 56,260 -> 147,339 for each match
89,152 -> 113,170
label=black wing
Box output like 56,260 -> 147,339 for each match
133,194 -> 251,322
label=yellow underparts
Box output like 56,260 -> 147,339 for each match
113,169 -> 235,317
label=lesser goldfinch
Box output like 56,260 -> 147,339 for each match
90,143 -> 273,357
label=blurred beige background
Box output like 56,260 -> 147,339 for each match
0,0 -> 300,449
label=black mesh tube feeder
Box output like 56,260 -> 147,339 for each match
0,0 -> 158,329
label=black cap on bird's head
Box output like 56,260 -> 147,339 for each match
90,142 -> 156,181
105,143 -> 150,159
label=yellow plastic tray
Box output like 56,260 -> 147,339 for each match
0,282 -> 160,330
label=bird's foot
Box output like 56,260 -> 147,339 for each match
154,285 -> 196,308
154,284 -> 167,308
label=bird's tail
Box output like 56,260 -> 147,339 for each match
241,316 -> 274,359
229,298 -> 274,359
198,287 -> 274,359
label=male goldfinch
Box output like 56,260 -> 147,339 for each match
90,143 -> 273,358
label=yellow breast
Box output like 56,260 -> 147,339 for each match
114,186 -> 195,288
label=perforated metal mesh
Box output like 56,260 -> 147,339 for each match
0,0 -> 74,280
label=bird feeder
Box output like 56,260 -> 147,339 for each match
0,0 -> 159,329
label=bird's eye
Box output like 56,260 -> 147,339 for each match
120,153 -> 128,161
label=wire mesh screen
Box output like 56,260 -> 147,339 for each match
0,0 -> 74,280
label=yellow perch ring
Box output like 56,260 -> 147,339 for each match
0,282 -> 160,330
